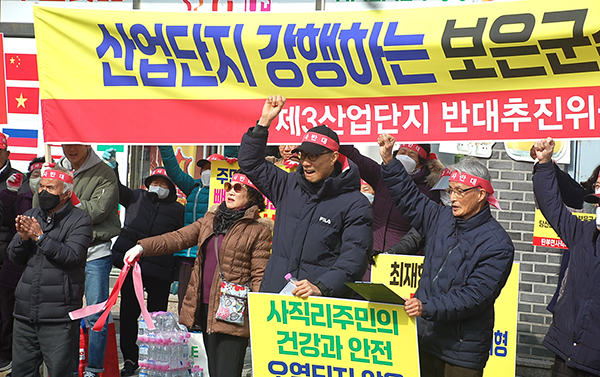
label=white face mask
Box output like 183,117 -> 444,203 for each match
395,154 -> 417,175
29,177 -> 41,194
148,185 -> 170,199
362,192 -> 374,204
201,169 -> 211,187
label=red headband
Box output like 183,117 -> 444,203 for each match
399,143 -> 438,160
302,132 -> 339,152
42,169 -> 74,184
449,171 -> 501,210
231,173 -> 259,192
29,162 -> 44,172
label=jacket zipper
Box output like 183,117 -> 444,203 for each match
432,239 -> 461,284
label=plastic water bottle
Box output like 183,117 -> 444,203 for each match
139,362 -> 149,377
279,273 -> 298,295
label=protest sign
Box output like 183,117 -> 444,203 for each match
34,0 -> 600,144
371,255 -> 519,377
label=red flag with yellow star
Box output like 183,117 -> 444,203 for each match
7,87 -> 39,114
0,36 -> 7,124
5,53 -> 38,81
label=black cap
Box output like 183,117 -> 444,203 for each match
292,125 -> 339,155
584,193 -> 600,204
196,159 -> 210,169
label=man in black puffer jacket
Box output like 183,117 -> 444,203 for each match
111,167 -> 184,376
8,166 -> 93,377
379,133 -> 514,377
239,96 -> 372,298
532,137 -> 600,377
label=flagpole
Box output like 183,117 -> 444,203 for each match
45,143 -> 51,163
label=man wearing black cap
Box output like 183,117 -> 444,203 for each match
532,137 -> 600,377
238,95 -> 373,298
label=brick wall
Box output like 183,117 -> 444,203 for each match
482,142 -> 562,367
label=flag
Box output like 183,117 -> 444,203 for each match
3,128 -> 38,148
5,53 -> 38,81
7,87 -> 40,114
0,36 -> 7,125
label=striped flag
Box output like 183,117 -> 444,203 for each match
0,35 -> 7,125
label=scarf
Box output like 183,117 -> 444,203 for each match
213,201 -> 246,235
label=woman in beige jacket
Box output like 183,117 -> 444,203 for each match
124,171 -> 272,377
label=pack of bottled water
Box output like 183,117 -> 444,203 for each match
138,311 -> 199,377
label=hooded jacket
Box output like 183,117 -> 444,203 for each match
8,201 -> 93,323
238,126 -> 373,298
340,145 -> 443,252
158,146 -> 208,259
382,158 -> 514,370
138,205 -> 272,337
56,149 -> 120,254
111,172 -> 184,282
533,161 -> 600,375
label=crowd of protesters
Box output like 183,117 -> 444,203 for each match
0,95 -> 598,377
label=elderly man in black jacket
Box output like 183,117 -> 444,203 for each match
8,166 -> 93,377
379,133 -> 514,377
238,95 -> 372,298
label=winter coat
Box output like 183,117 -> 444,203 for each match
111,179 -> 184,282
138,205 -> 272,337
238,127 -> 373,298
0,161 -> 30,263
533,161 -> 600,375
158,145 -> 208,259
8,201 -> 93,323
340,145 -> 443,252
382,158 -> 514,370
0,189 -> 32,289
56,150 -> 120,247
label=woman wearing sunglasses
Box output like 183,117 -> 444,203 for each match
123,171 -> 273,377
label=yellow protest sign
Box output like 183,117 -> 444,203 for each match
372,254 -> 519,377
248,293 -> 419,377
532,209 -> 596,249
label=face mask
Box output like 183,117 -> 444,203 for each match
440,191 -> 452,207
595,205 -> 600,231
395,154 -> 417,175
29,177 -> 41,194
148,185 -> 170,199
39,190 -> 62,211
201,169 -> 211,187
362,192 -> 374,204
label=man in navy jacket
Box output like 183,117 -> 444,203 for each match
532,137 -> 600,377
238,95 -> 372,298
379,133 -> 514,377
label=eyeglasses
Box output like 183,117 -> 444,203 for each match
224,182 -> 245,193
297,151 -> 330,162
445,186 -> 481,198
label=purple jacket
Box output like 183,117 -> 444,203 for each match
339,146 -> 441,252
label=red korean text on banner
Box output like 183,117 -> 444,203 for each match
7,87 -> 40,114
0,35 -> 7,125
5,53 -> 39,81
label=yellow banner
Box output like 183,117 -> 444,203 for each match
532,209 -> 596,249
34,0 -> 600,101
371,255 -> 519,377
248,293 -> 420,377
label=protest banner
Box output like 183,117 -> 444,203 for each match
371,255 -> 519,377
532,209 -> 596,249
34,0 -> 600,145
248,293 -> 420,377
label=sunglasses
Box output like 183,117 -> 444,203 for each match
224,182 -> 245,193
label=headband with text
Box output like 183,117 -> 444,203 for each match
231,173 -> 259,192
449,171 -> 501,210
302,132 -> 339,152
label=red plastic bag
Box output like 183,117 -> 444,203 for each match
78,318 -> 120,377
